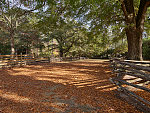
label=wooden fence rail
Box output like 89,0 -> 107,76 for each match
110,58 -> 150,112
50,57 -> 86,62
0,55 -> 86,68
0,54 -> 35,68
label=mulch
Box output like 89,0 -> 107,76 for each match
0,59 -> 141,113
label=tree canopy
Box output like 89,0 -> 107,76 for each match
0,0 -> 150,60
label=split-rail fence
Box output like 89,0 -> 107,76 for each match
110,58 -> 150,112
0,54 -> 35,68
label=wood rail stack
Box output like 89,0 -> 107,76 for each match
0,54 -> 35,68
110,58 -> 150,112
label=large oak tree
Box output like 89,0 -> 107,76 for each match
82,0 -> 150,60
120,0 -> 150,60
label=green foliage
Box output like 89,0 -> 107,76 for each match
0,31 -> 11,54
1,0 -> 149,59
0,42 -> 11,55
145,7 -> 150,37
94,49 -> 114,59
91,42 -> 128,59
50,20 -> 87,57
143,38 -> 150,60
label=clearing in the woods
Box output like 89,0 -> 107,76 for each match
0,59 -> 140,113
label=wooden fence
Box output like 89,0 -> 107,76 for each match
0,54 -> 35,68
0,55 -> 86,68
110,58 -> 150,112
50,57 -> 86,62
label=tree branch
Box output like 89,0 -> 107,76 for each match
136,0 -> 150,28
0,7 -> 11,25
121,1 -> 128,20
120,0 -> 135,23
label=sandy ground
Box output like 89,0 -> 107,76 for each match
0,59 -> 141,113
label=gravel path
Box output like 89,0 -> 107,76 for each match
0,59 -> 140,113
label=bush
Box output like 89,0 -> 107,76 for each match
92,49 -> 114,59
143,38 -> 150,60
0,43 -> 11,55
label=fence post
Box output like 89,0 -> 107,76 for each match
48,56 -> 50,63
21,53 -> 23,66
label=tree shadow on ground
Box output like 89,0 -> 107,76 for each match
0,60 -> 139,113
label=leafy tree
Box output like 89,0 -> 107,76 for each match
118,0 -> 150,60
0,0 -> 44,55
0,0 -> 29,55
50,21 -> 84,57
78,0 -> 150,60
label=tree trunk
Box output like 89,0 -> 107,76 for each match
126,27 -> 143,60
10,31 -> 15,55
59,48 -> 64,57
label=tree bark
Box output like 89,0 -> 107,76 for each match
59,48 -> 64,57
126,27 -> 143,60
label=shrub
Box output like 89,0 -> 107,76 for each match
143,38 -> 150,60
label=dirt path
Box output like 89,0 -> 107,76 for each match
0,59 -> 140,113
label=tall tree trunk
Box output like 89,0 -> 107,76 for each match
10,31 -> 15,55
126,27 -> 143,60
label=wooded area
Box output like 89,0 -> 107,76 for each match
0,0 -> 150,60
0,0 -> 150,112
